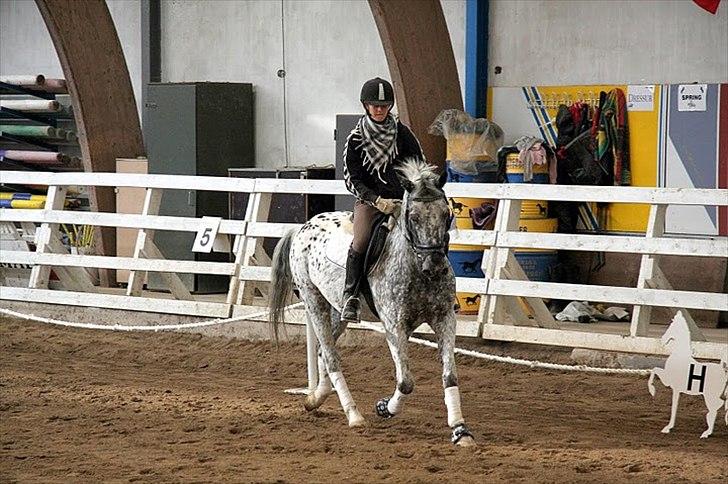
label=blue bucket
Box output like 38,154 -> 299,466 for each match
506,172 -> 549,184
448,249 -> 485,278
446,161 -> 498,184
514,251 -> 558,281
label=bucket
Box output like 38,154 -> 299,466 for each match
514,251 -> 558,282
446,133 -> 491,162
455,292 -> 482,315
446,162 -> 498,184
520,200 -> 548,219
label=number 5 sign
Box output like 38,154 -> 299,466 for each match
192,217 -> 222,253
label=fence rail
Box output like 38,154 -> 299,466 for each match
0,170 -> 726,359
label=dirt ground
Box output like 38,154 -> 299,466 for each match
1,317 -> 726,483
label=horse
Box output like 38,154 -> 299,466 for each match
464,294 -> 481,306
648,311 -> 728,438
269,159 -> 475,446
448,197 -> 465,215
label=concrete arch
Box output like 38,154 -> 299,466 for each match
369,0 -> 463,167
36,0 -> 145,275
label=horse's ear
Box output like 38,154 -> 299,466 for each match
437,169 -> 447,189
398,173 -> 415,193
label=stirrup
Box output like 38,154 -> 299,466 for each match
341,295 -> 360,322
451,423 -> 474,444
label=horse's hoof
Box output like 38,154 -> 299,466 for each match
303,391 -> 329,411
700,431 -> 711,439
348,415 -> 367,428
347,408 -> 366,427
451,423 -> 474,446
375,398 -> 395,419
456,435 -> 477,447
661,426 -> 672,434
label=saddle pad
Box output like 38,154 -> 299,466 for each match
325,226 -> 355,269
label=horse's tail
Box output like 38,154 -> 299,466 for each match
269,229 -> 296,343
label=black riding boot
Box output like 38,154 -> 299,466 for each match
341,248 -> 365,323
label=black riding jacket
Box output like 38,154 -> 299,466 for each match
343,120 -> 424,204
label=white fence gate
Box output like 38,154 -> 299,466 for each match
0,170 -> 726,359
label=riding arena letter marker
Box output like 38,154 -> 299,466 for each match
647,311 -> 728,438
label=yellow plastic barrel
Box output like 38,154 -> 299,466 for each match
516,217 -> 558,254
505,152 -> 549,174
446,133 -> 490,162
455,292 -> 482,315
520,200 -> 548,219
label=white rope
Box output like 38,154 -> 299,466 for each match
0,303 -> 303,332
357,321 -> 650,376
0,304 -> 649,375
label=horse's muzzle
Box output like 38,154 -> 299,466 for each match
421,253 -> 447,278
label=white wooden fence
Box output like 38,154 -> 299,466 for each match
0,170 -> 726,359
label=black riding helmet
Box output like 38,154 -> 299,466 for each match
360,77 -> 394,106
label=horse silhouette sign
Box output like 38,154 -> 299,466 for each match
648,311 -> 728,438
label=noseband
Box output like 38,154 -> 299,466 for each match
403,194 -> 452,260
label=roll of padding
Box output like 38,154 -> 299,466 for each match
1,150 -> 68,163
28,78 -> 67,94
0,99 -> 61,113
0,125 -> 57,138
0,193 -> 46,201
0,74 -> 45,86
0,199 -> 46,209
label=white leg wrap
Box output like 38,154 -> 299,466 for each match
387,389 -> 406,415
444,386 -> 464,427
329,371 -> 355,412
313,375 -> 331,400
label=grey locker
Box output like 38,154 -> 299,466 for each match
144,82 -> 254,293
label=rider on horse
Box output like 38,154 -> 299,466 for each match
341,77 -> 425,324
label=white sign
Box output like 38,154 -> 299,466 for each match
192,216 -> 222,253
647,311 -> 728,438
678,84 -> 707,112
627,85 -> 654,111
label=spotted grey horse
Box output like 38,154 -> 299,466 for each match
269,159 -> 475,446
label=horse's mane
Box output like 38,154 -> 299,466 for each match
397,158 -> 439,187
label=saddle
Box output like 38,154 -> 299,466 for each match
325,212 -> 392,320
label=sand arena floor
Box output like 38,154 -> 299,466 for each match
1,316 -> 726,483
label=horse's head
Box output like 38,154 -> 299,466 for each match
396,159 -> 450,278
661,310 -> 691,347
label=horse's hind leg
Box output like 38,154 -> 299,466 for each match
700,392 -> 723,438
376,323 -> 414,419
302,288 -> 364,427
432,313 -> 476,447
662,390 -> 680,433
305,308 -> 348,411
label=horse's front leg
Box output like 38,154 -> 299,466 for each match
433,313 -> 476,447
376,323 -> 414,419
662,390 -> 680,434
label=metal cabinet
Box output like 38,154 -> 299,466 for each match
144,82 -> 254,293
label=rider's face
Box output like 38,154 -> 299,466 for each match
365,103 -> 392,122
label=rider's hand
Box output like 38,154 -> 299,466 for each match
374,196 -> 400,214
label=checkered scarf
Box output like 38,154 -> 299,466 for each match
354,113 -> 398,183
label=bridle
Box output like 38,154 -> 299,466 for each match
402,193 -> 452,260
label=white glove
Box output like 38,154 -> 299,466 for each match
374,196 -> 400,214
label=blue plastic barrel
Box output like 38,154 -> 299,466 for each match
448,249 -> 485,278
514,251 -> 558,281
